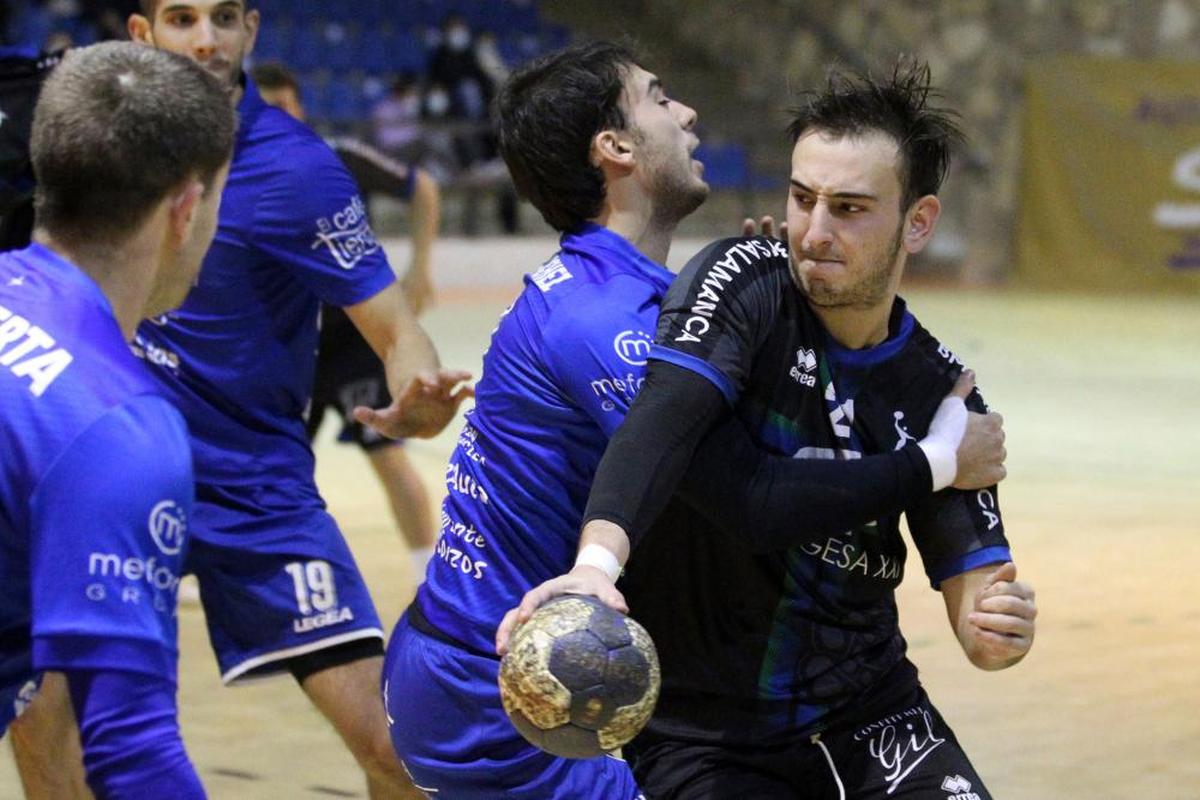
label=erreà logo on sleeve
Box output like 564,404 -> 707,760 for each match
311,196 -> 381,270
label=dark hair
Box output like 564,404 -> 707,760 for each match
140,1 -> 250,19
497,41 -> 637,232
31,41 -> 236,244
251,61 -> 299,93
787,60 -> 964,210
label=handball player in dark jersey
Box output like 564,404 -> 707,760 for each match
503,62 -> 1037,799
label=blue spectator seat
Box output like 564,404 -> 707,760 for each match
693,143 -> 751,190
287,22 -> 325,71
391,28 -> 428,74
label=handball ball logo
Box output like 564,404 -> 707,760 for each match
148,500 -> 186,555
613,330 -> 653,367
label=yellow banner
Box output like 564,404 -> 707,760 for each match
1019,57 -> 1200,293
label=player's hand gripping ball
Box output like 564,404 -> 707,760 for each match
499,594 -> 661,758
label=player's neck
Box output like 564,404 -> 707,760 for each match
808,300 -> 894,350
806,256 -> 906,349
33,230 -> 158,341
594,207 -> 676,266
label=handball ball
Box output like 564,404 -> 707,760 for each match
499,594 -> 661,759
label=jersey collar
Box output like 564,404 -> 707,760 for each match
18,242 -> 118,323
562,223 -> 675,292
235,75 -> 268,143
820,296 -> 915,369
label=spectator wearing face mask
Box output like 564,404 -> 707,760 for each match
427,14 -> 493,123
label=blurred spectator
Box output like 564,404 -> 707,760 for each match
427,14 -> 493,121
371,74 -> 425,159
475,30 -> 510,88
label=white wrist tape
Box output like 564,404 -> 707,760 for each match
918,395 -> 968,492
574,544 -> 622,583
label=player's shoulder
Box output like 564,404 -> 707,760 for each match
240,104 -> 348,184
525,247 -> 660,332
676,236 -> 790,284
882,304 -> 989,411
900,309 -> 969,379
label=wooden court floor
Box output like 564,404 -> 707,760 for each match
2,246 -> 1197,798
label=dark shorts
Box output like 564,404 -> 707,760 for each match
307,305 -> 399,452
381,612 -> 645,800
186,484 -> 385,684
629,687 -> 991,800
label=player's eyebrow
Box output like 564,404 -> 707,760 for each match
789,178 -> 878,202
646,77 -> 663,96
161,0 -> 243,12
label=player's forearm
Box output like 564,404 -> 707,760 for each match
383,319 -> 440,399
679,425 -> 933,552
583,361 -> 726,549
576,519 -> 632,574
345,282 -> 440,396
408,170 -> 440,277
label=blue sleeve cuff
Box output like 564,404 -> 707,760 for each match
649,345 -> 738,406
927,545 -> 1012,589
33,634 -> 176,682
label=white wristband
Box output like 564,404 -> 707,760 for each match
574,544 -> 622,583
918,395 -> 968,492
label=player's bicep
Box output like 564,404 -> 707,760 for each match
906,484 -> 1010,590
651,236 -> 788,402
29,397 -> 193,673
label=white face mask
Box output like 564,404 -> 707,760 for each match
426,90 -> 450,116
447,27 -> 471,51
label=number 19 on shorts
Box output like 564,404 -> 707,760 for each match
285,560 -> 338,615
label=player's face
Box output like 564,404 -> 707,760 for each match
786,130 -> 910,308
130,1 -> 259,89
622,66 -> 708,223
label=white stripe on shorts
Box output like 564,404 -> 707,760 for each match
220,627 -> 385,685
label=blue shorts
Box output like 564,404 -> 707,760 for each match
382,611 -> 645,800
187,484 -> 384,684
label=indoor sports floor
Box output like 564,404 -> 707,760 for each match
2,236 -> 1197,799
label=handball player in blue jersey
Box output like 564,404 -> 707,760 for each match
0,42 -> 234,797
508,63 -> 1038,799
385,43 -> 1006,799
15,3 -> 467,799
252,62 -> 441,584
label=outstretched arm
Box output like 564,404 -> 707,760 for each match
400,169 -> 440,316
344,282 -> 472,439
496,365 -> 1003,652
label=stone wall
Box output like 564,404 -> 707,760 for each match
544,0 -> 1200,281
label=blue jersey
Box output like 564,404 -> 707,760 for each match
133,79 -> 396,496
0,244 -> 192,733
413,224 -> 673,655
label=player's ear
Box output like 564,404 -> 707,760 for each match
591,129 -> 635,176
127,13 -> 154,45
902,194 -> 941,254
166,178 -> 204,242
243,7 -> 261,55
